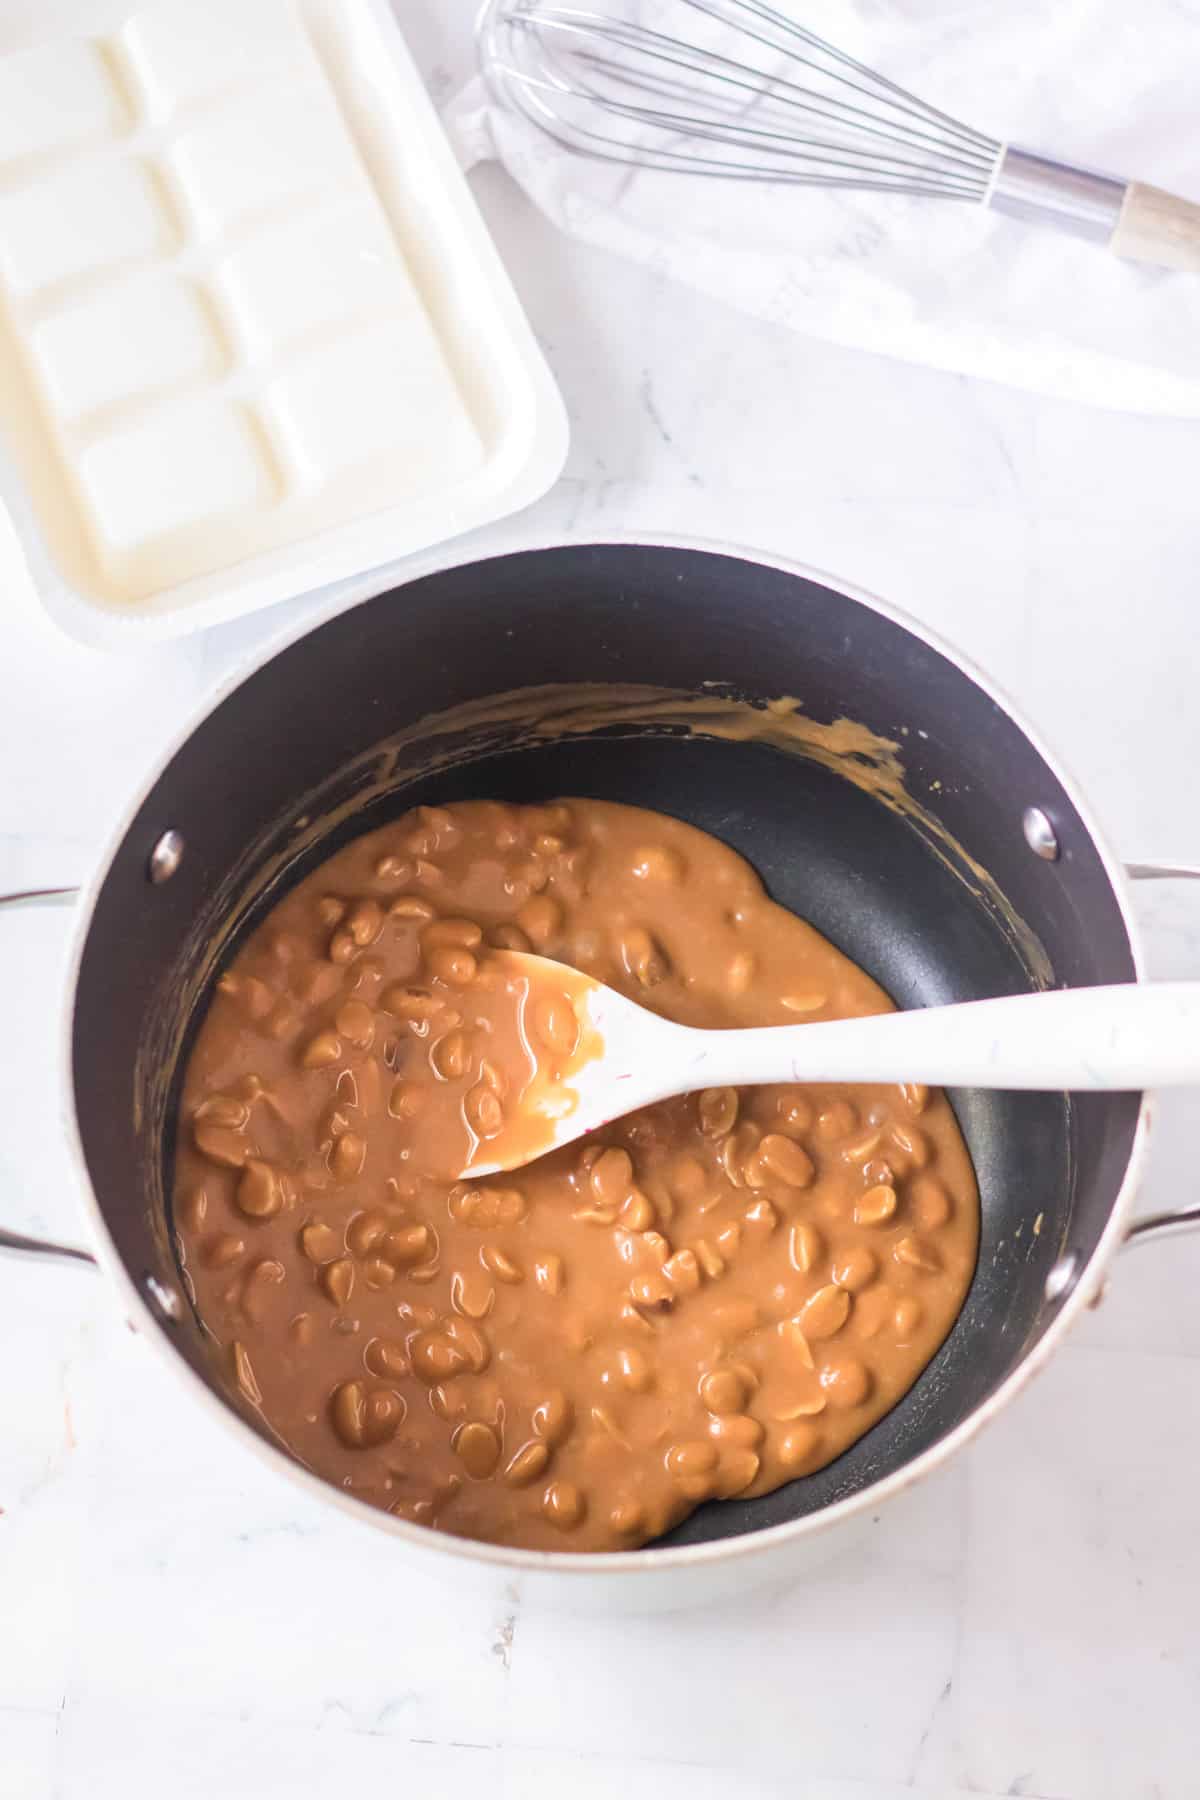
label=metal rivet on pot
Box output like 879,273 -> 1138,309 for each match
142,1272 -> 183,1322
1044,1252 -> 1079,1303
148,830 -> 185,885
1022,807 -> 1059,862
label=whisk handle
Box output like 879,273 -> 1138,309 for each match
989,147 -> 1124,242
1110,183 -> 1200,274
990,147 -> 1200,274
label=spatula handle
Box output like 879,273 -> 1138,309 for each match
687,982 -> 1200,1093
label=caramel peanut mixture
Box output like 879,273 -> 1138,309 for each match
174,800 -> 979,1551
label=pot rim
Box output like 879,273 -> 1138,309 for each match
59,529 -> 1153,1580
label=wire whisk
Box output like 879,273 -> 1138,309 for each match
479,0 -> 1200,270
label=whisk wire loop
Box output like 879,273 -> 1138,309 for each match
484,0 -> 1002,199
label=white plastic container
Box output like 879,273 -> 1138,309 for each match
0,0 -> 568,647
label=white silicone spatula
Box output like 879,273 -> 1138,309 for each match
464,954 -> 1200,1178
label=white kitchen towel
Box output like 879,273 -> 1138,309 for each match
447,0 -> 1200,415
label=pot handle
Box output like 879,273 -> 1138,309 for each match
0,887 -> 98,1271
1125,863 -> 1200,881
1120,862 -> 1200,1248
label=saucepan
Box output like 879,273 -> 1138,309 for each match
4,537 -> 1197,1608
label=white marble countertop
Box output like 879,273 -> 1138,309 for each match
4,10 -> 1200,1799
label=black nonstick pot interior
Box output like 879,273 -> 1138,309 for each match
72,544 -> 1141,1548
